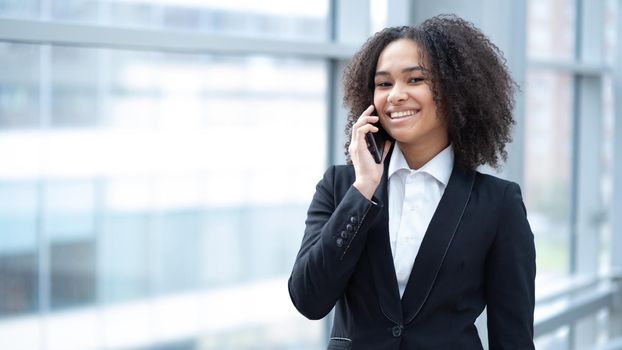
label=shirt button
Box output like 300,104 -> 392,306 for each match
391,325 -> 403,337
336,238 -> 344,247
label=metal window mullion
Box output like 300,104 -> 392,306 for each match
0,18 -> 356,59
323,0 -> 338,344
326,0 -> 338,168
527,60 -> 610,76
37,43 -> 52,317
35,179 -> 49,350
570,0 -> 606,348
96,45 -> 111,127
567,1 -> 581,348
327,59 -> 338,168
505,0 -> 528,188
609,0 -> 622,340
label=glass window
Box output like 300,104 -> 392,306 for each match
0,182 -> 39,254
44,181 -> 96,243
0,40 -> 329,348
0,1 -> 330,42
604,0 -> 618,65
50,0 -> 98,22
0,0 -> 39,19
51,47 -> 100,127
100,177 -> 152,304
202,207 -> 245,287
527,0 -> 577,61
245,204 -> 307,281
535,326 -> 570,349
524,70 -> 573,286
49,239 -> 96,309
0,43 -> 40,128
44,181 -> 97,310
152,176 -> 203,294
0,182 -> 39,317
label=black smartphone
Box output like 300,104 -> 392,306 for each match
365,121 -> 390,164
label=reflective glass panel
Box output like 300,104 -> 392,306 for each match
524,70 -> 573,286
0,42 -> 327,349
0,43 -> 40,129
44,180 -> 97,310
527,0 -> 577,60
0,182 -> 39,318
604,0 -> 618,65
0,0 -> 330,42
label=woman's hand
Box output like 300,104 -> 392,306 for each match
349,105 -> 391,201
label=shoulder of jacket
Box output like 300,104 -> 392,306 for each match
474,171 -> 519,192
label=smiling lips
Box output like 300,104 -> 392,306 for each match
389,109 -> 420,119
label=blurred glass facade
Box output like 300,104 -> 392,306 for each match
526,0 -> 620,348
1,0 -> 621,350
524,69 -> 573,281
0,0 -> 329,41
0,1 -> 329,346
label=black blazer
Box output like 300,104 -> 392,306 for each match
288,146 -> 536,350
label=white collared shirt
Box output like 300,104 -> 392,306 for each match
388,144 -> 454,298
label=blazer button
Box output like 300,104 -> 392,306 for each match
391,325 -> 403,337
346,224 -> 353,231
350,216 -> 358,224
340,231 -> 349,239
336,238 -> 344,247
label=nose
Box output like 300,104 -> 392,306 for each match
387,83 -> 407,105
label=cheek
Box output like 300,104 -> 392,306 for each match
420,87 -> 435,107
373,91 -> 386,113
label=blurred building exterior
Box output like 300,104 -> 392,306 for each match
0,0 -> 620,349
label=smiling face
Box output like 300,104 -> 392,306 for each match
373,38 -> 448,159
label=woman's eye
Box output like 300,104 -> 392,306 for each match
409,77 -> 424,83
375,82 -> 391,87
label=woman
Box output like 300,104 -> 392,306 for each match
288,15 -> 535,350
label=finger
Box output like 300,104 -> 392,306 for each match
350,124 -> 376,148
351,120 -> 378,139
356,114 -> 379,123
352,115 -> 379,129
354,124 -> 379,139
359,105 -> 376,121
361,104 -> 375,116
353,105 -> 376,123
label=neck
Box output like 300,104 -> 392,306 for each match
398,138 -> 450,170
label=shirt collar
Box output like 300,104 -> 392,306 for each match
388,144 -> 454,186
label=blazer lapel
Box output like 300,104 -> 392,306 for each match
366,142 -> 403,325
401,164 -> 476,324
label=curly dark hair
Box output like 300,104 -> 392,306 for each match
342,14 -> 517,170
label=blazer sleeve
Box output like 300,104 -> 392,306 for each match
486,182 -> 536,349
288,165 -> 383,320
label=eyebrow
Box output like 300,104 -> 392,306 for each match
375,66 -> 425,76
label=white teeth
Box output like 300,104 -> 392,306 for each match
390,110 -> 418,119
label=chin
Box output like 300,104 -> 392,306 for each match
388,130 -> 417,144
